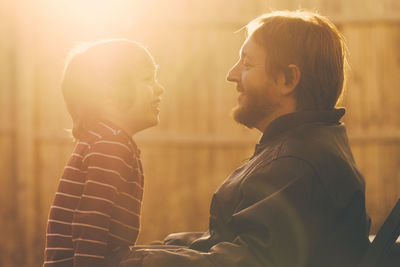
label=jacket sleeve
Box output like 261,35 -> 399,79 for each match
122,157 -> 333,267
164,232 -> 205,246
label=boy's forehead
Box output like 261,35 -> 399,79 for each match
131,55 -> 157,72
141,62 -> 157,72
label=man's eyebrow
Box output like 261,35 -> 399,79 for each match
242,51 -> 254,62
240,46 -> 253,61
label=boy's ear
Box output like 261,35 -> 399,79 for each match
281,64 -> 301,95
104,87 -> 135,111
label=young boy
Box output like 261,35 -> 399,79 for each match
43,39 -> 164,267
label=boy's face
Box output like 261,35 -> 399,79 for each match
123,56 -> 164,134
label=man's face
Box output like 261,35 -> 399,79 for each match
226,36 -> 282,130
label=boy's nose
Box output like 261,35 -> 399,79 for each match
155,82 -> 165,95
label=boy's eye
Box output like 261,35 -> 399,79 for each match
242,60 -> 253,68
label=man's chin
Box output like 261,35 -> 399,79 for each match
231,106 -> 256,129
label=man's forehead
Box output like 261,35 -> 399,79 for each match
240,37 -> 265,61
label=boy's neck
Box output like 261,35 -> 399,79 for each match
98,114 -> 138,137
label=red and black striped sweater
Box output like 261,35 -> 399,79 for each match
44,121 -> 143,267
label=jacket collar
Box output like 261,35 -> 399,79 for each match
258,108 -> 346,145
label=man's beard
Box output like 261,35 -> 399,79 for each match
232,89 -> 278,129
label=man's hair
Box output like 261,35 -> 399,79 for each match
246,10 -> 348,110
61,39 -> 153,140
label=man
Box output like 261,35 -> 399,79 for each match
121,10 -> 370,267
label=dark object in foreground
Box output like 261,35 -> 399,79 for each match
359,199 -> 400,267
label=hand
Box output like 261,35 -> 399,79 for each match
119,248 -> 144,267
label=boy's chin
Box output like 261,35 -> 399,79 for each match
141,116 -> 160,130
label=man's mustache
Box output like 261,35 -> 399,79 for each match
236,84 -> 245,93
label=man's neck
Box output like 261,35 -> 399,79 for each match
256,104 -> 297,133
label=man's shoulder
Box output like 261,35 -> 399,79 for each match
276,122 -> 349,159
252,123 -> 341,170
272,122 -> 365,206
273,122 -> 358,177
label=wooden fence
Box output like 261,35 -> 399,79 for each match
1,0 -> 400,266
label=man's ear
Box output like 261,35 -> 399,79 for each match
281,64 -> 301,95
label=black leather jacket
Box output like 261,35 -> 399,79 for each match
124,109 -> 371,267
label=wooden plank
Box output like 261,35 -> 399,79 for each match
0,15 -> 14,133
13,1 -> 37,265
258,0 -> 400,23
342,24 -> 400,131
352,142 -> 400,234
339,23 -> 400,233
136,143 -> 182,243
0,2 -> 19,266
0,136 -> 18,267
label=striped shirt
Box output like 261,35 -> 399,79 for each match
44,121 -> 143,267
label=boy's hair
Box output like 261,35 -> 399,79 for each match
245,10 -> 348,111
61,39 -> 154,140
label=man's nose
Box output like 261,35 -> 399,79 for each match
226,62 -> 240,83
